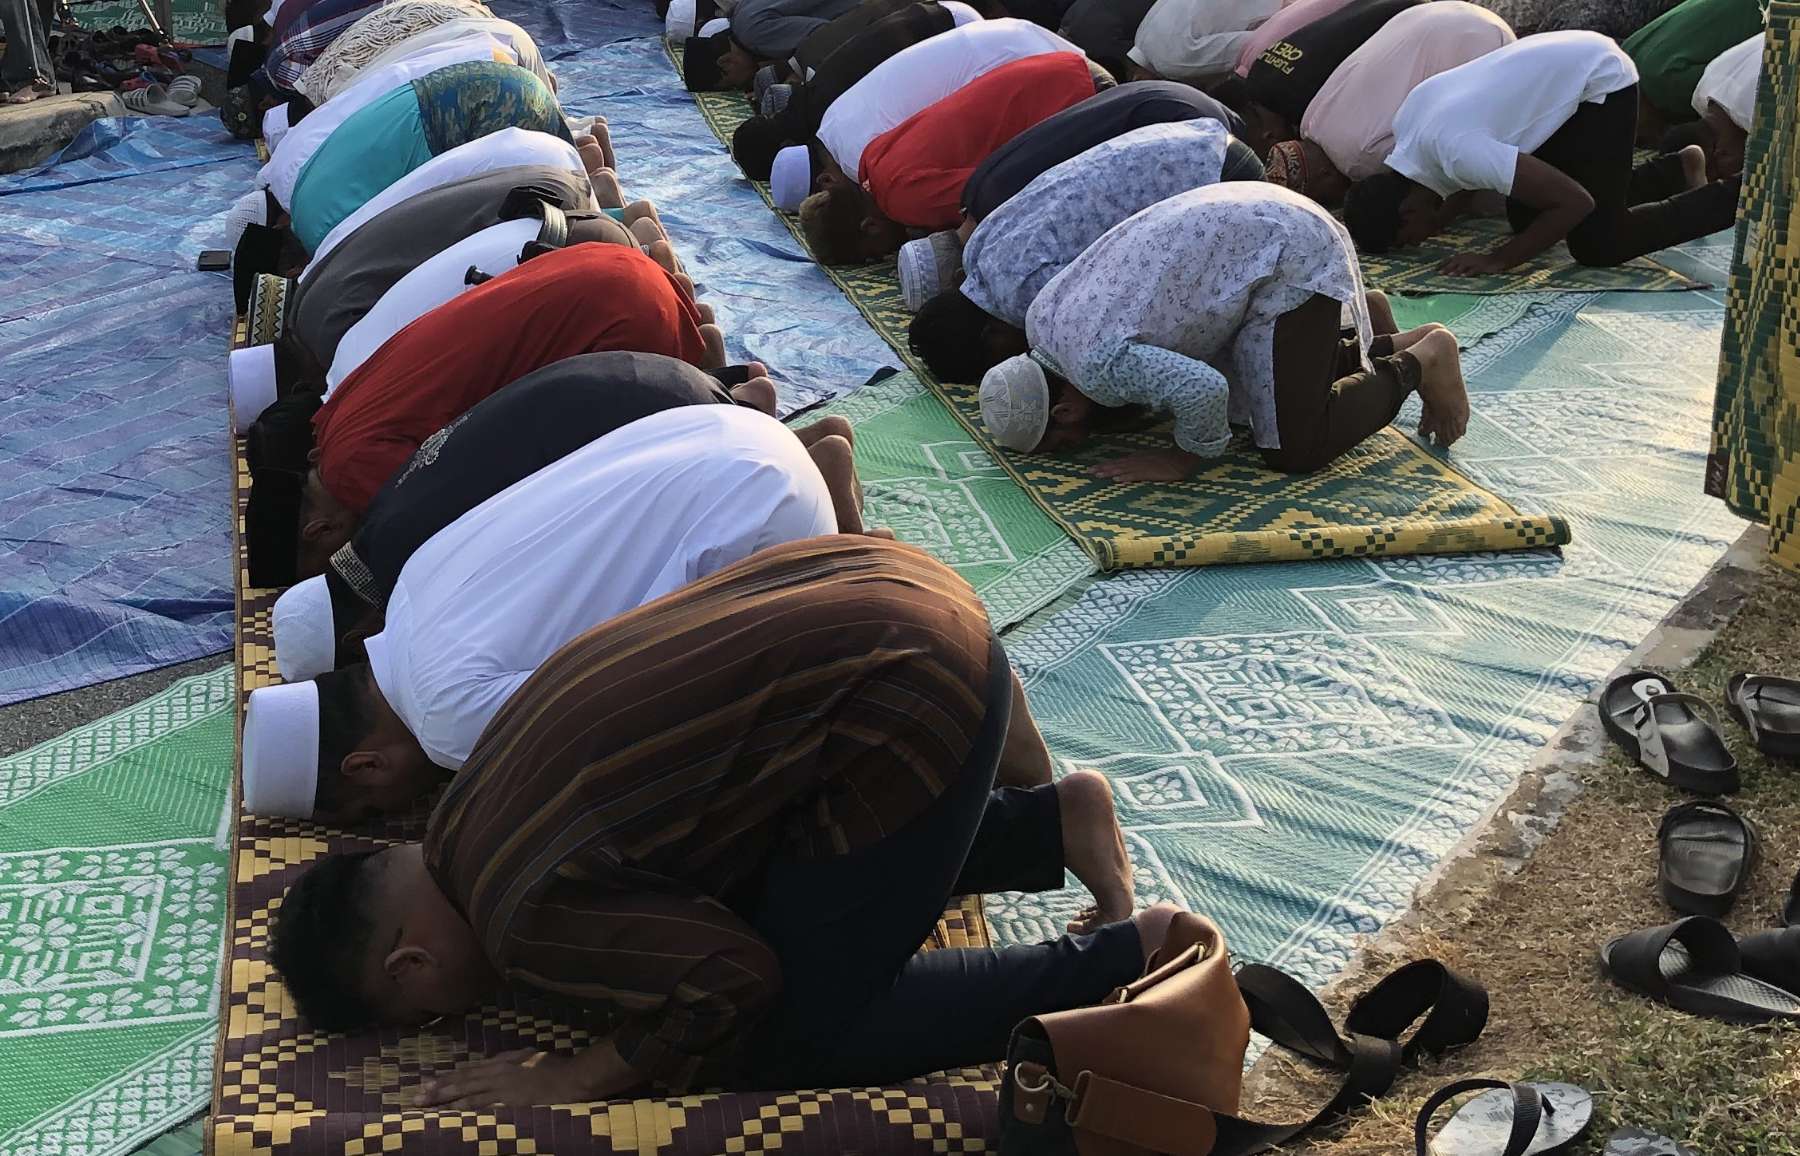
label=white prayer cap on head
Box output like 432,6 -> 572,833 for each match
665,0 -> 698,39
898,231 -> 964,311
228,24 -> 255,46
698,16 -> 730,37
274,575 -> 336,683
771,145 -> 811,211
225,187 -> 269,251
760,81 -> 791,118
979,354 -> 1050,452
262,103 -> 291,151
242,680 -> 321,818
229,344 -> 278,433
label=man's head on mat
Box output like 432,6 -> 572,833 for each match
273,844 -> 494,1031
798,173 -> 907,265
1700,100 -> 1747,181
1342,170 -> 1443,254
908,291 -> 1027,384
1263,139 -> 1350,207
731,115 -> 793,181
977,353 -> 1140,455
242,665 -> 436,827
684,29 -> 758,91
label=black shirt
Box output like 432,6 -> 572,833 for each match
329,352 -> 735,611
960,80 -> 1246,222
1244,0 -> 1425,127
284,165 -> 590,383
780,1 -> 957,139
1056,0 -> 1157,78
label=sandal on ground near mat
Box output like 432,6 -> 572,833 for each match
1600,916 -> 1800,1024
1737,926 -> 1800,995
167,74 -> 202,107
1600,669 -> 1738,795
1657,800 -> 1756,917
1416,1079 -> 1594,1156
1603,1127 -> 1699,1155
120,83 -> 190,116
1724,673 -> 1800,762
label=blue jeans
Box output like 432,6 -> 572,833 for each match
1,0 -> 52,90
734,637 -> 1146,1089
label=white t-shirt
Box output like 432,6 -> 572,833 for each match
1385,30 -> 1638,198
363,405 -> 838,770
942,1 -> 983,25
326,217 -> 541,395
259,32 -> 521,207
817,18 -> 1081,177
1693,32 -> 1763,131
302,128 -> 590,271
1127,0 -> 1280,82
348,17 -> 552,99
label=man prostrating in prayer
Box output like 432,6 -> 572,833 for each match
271,537 -> 1169,1104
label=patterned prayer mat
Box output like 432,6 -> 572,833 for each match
0,667 -> 234,1156
674,49 -> 1571,570
1358,215 -> 1702,296
1708,2 -> 1800,573
1389,291 -> 1563,346
215,300 -> 1005,1156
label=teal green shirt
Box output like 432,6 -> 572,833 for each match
1625,0 -> 1765,118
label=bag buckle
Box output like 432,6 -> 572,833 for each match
1012,1061 -> 1074,1125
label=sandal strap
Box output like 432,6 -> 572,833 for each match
1413,1079 -> 1545,1156
1608,917 -> 1740,998
1628,689 -> 1721,777
1343,959 -> 1490,1066
1657,799 -> 1749,843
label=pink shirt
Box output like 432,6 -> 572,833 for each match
1234,0 -> 1354,75
1300,0 -> 1515,181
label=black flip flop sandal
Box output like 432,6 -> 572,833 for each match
1657,800 -> 1756,917
1417,1079 -> 1594,1156
1603,1127 -> 1699,1155
1737,926 -> 1800,994
1600,669 -> 1738,795
1600,916 -> 1800,1024
1724,672 -> 1800,762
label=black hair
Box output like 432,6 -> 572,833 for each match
1207,75 -> 1252,119
271,850 -> 382,1032
286,93 -> 316,124
731,115 -> 791,181
313,663 -> 376,814
1220,136 -> 1265,183
909,291 -> 1000,384
682,31 -> 734,91
798,183 -> 869,266
1343,170 -> 1413,255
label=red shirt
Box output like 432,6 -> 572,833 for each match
312,243 -> 709,513
858,52 -> 1098,230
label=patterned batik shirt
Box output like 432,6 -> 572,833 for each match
409,59 -> 570,157
424,537 -> 999,1090
296,0 -> 494,102
960,119 -> 1230,327
1025,182 -> 1372,454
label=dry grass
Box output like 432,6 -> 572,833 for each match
1252,560 -> 1800,1155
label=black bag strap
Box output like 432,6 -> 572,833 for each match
498,185 -> 574,263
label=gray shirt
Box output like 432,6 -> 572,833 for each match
961,120 -> 1230,327
732,0 -> 868,57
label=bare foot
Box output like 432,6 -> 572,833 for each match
645,238 -> 682,278
7,81 -> 49,105
1365,289 -> 1397,337
576,136 -> 606,179
675,272 -> 697,301
1676,143 -> 1708,190
699,322 -> 727,369
695,300 -> 716,325
805,433 -> 866,533
630,215 -> 668,247
1132,902 -> 1182,961
590,118 -> 615,171
793,414 -> 852,447
589,168 -> 625,209
1059,769 -> 1134,934
622,198 -> 661,229
729,375 -> 778,414
1409,326 -> 1469,448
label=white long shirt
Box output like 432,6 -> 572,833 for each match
302,127 -> 590,270
816,18 -> 1081,178
1128,0 -> 1281,82
259,31 -> 523,207
325,216 -> 541,394
1026,183 -> 1370,455
1692,32 -> 1763,131
362,405 -> 838,770
1384,30 -> 1638,198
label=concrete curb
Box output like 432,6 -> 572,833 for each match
0,92 -> 126,174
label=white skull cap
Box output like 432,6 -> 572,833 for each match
978,354 -> 1051,452
241,680 -> 321,818
229,344 -> 278,433
665,0 -> 697,39
898,230 -> 964,311
770,145 -> 811,211
273,575 -> 337,683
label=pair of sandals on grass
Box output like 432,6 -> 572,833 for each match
1594,667 -> 1800,1024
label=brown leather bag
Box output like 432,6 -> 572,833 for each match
999,914 -> 1490,1156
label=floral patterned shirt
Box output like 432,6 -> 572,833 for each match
1025,183 -> 1371,454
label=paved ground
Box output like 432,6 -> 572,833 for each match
0,652 -> 225,756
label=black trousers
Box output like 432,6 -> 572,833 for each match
1261,294 -> 1418,474
735,637 -> 1144,1089
1508,84 -> 1740,268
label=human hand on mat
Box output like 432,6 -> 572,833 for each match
414,1043 -> 638,1107
1437,251 -> 1510,277
1090,449 -> 1203,484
